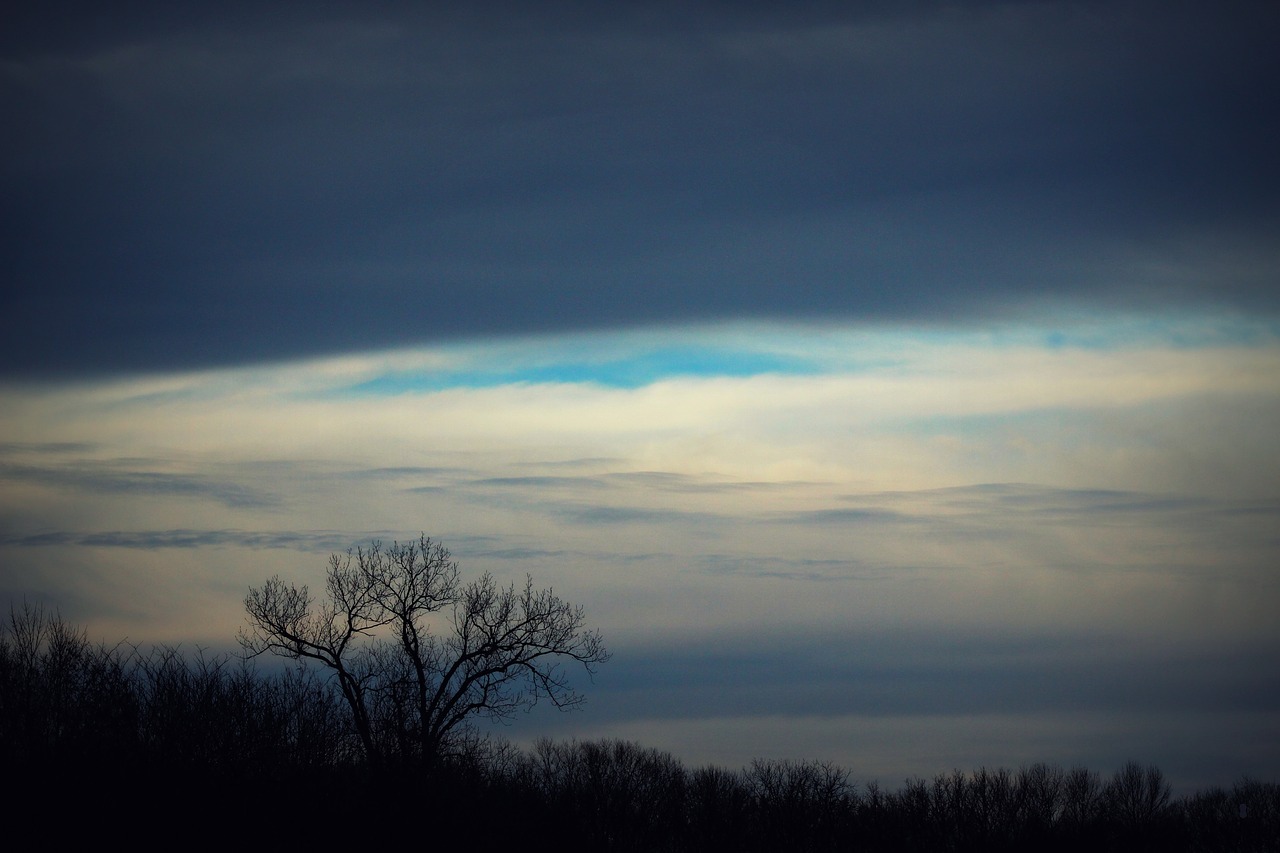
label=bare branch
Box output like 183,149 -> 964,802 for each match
240,537 -> 608,768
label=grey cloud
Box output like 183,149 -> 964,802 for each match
425,476 -> 1278,549
585,630 -> 1280,725
604,471 -> 814,494
0,461 -> 276,509
0,442 -> 99,455
340,466 -> 471,480
468,476 -> 611,490
0,527 -> 529,563
3,1 -> 1276,378
754,484 -> 1280,558
434,468 -> 811,520
772,507 -> 916,526
838,483 -> 1230,524
463,547 -> 575,561
0,528 -> 399,552
699,554 -> 895,582
924,484 -> 1208,515
451,538 -> 675,565
556,503 -> 730,527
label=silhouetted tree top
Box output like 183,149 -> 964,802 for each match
239,536 -> 610,767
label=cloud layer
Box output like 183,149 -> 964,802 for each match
2,316 -> 1277,791
3,2 -> 1278,377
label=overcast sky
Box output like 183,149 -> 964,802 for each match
2,1 -> 1278,794
4,0 -> 1278,376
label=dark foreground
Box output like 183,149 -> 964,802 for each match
4,608 -> 1275,851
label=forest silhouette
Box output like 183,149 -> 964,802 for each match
3,546 -> 1276,851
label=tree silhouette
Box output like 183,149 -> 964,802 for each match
239,536 -> 609,768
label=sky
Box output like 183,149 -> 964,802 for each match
2,1 -> 1279,794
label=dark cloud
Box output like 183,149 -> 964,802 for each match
338,465 -> 471,481
772,507 -> 917,526
840,483 -> 1280,531
3,1 -> 1278,378
699,553 -> 894,582
443,466 -> 820,525
465,469 -> 807,495
0,460 -> 276,508
0,526 -> 432,552
468,475 -> 611,490
463,546 -> 575,561
0,442 -> 99,454
555,503 -> 729,527
1,528 -> 332,550
587,629 -> 1280,723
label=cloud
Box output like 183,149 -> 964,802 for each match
1,313 -> 1277,790
552,503 -> 730,527
0,528 -> 383,552
467,475 -> 610,490
506,626 -> 1280,792
0,442 -> 98,454
589,630 -> 1280,722
770,507 -> 917,527
3,2 -> 1277,378
0,459 -> 276,508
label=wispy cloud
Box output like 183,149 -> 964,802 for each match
1,314 -> 1277,791
0,460 -> 276,508
0,528 -> 369,552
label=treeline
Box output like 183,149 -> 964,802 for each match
2,605 -> 1275,851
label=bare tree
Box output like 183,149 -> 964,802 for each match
1105,760 -> 1172,830
240,536 -> 609,768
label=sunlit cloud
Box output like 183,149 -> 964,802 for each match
1,312 -> 1277,791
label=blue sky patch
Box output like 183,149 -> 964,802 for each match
342,344 -> 817,395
